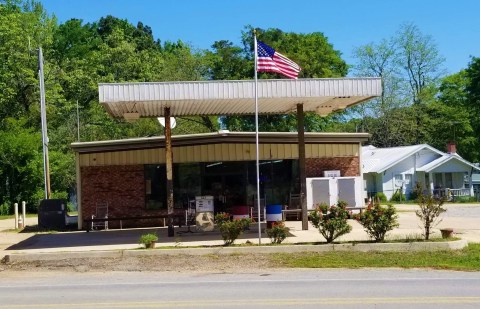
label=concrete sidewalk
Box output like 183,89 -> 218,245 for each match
1,203 -> 479,257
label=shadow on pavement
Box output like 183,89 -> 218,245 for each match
6,225 -> 270,250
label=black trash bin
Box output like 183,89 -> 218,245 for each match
38,199 -> 67,229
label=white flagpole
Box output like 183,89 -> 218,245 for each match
254,31 -> 261,244
38,47 -> 51,199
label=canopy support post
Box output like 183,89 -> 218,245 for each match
165,107 -> 175,237
297,104 -> 308,230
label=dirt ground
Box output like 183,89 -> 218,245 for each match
1,253 -> 278,273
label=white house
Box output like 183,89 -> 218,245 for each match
362,143 -> 480,201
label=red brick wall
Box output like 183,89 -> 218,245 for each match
80,157 -> 359,228
306,157 -> 360,177
81,165 -> 178,229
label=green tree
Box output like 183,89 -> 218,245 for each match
464,57 -> 480,161
241,26 -> 348,78
395,23 -> 445,105
0,1 -> 58,210
0,0 -> 56,120
466,57 -> 480,108
0,2 -> 225,211
204,40 -> 250,80
350,23 -> 446,147
351,39 -> 407,144
0,118 -> 43,211
436,69 -> 479,161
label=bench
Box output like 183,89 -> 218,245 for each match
83,214 -> 185,232
346,206 -> 365,213
278,206 -> 367,222
282,209 -> 302,221
346,206 -> 365,215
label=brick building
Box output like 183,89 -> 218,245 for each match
72,131 -> 369,229
73,78 -> 380,230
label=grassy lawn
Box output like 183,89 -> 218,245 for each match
0,214 -> 37,220
271,243 -> 480,271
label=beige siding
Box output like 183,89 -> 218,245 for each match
78,143 -> 360,166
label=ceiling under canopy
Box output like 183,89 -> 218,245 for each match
98,78 -> 382,120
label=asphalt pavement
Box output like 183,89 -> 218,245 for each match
1,204 -> 479,258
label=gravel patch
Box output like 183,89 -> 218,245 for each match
1,253 -> 279,273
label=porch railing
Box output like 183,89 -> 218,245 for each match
433,188 -> 471,200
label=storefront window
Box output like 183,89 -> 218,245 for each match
144,165 -> 166,210
173,163 -> 201,208
145,160 -> 298,211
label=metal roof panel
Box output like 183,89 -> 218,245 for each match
99,78 -> 382,118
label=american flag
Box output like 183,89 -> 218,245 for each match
257,40 -> 301,79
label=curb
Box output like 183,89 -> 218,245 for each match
2,239 -> 468,263
2,250 -> 122,263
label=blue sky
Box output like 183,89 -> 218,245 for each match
41,0 -> 479,75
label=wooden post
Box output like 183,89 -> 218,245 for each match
297,104 -> 308,230
164,107 -> 174,237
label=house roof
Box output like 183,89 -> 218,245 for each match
98,78 -> 382,118
362,144 -> 480,174
416,153 -> 480,172
362,144 -> 443,173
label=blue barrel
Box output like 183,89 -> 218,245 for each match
266,204 -> 282,228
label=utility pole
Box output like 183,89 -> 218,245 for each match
38,47 -> 51,199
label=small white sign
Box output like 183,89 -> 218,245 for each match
195,196 -> 214,212
324,170 -> 341,177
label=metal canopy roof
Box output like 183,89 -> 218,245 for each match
98,78 -> 382,118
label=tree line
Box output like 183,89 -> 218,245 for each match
0,0 -> 479,212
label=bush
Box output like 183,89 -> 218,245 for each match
408,182 -> 423,201
374,192 -> 387,203
309,201 -> 352,243
215,213 -> 252,246
415,188 -> 446,240
356,202 -> 399,242
390,190 -> 406,202
453,196 -> 477,203
139,233 -> 158,248
0,202 -> 11,216
266,221 -> 290,244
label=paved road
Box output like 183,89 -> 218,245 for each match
0,269 -> 479,308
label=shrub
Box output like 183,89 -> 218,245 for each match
408,182 -> 423,201
390,190 -> 406,202
356,202 -> 399,242
310,201 -> 352,243
266,221 -> 290,244
139,233 -> 158,248
0,202 -> 11,216
374,192 -> 387,203
215,213 -> 251,246
453,196 -> 477,203
415,187 -> 447,240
